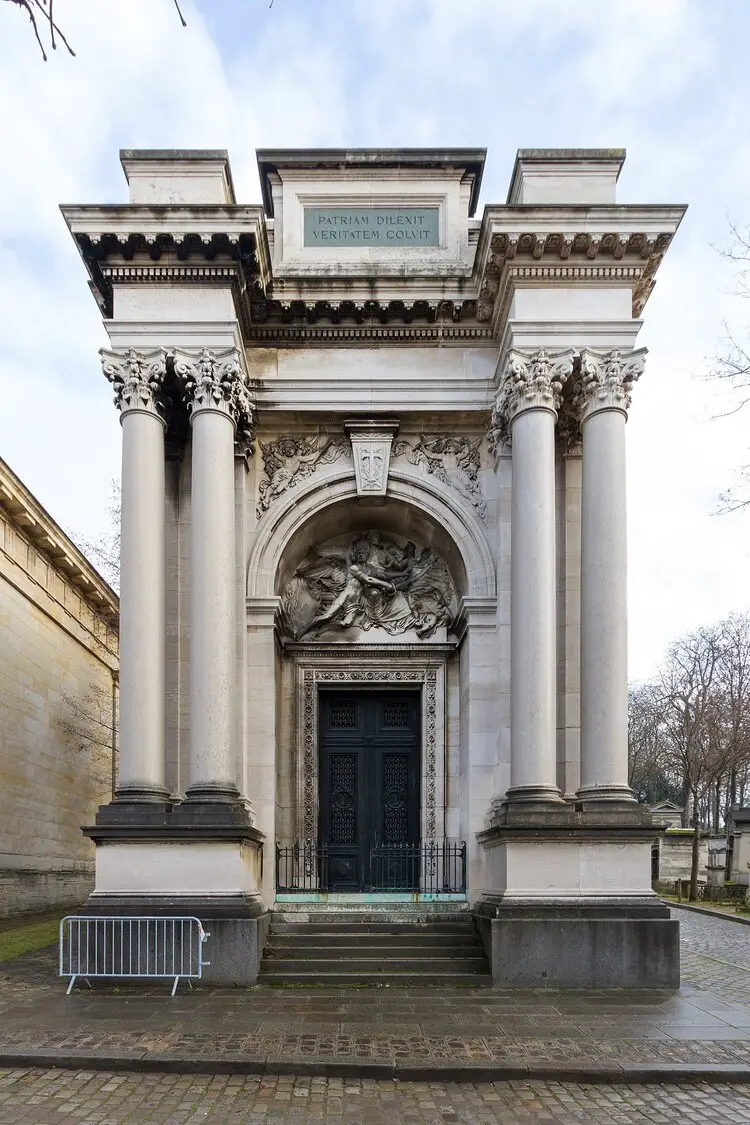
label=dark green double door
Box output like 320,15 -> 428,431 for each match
319,691 -> 420,891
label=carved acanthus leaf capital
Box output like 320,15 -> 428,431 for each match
491,348 -> 575,448
173,347 -> 256,448
577,347 -> 647,421
101,347 -> 168,419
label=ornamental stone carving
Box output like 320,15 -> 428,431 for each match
346,420 -> 399,499
101,347 -> 168,419
577,347 -> 646,421
393,436 -> 485,520
489,347 -> 575,453
281,531 -> 456,642
172,347 -> 256,447
256,434 -> 350,517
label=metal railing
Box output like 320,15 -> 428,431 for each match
59,916 -> 210,996
276,839 -> 466,894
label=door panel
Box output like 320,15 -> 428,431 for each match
319,691 -> 420,890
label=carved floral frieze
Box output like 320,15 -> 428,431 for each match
256,434 -> 350,517
281,530 -> 456,642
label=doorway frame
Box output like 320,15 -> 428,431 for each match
290,644 -> 452,852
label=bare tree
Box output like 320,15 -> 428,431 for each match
3,0 -> 186,60
58,675 -> 119,798
655,621 -> 750,898
71,480 -> 120,593
628,682 -> 678,805
707,223 -> 750,510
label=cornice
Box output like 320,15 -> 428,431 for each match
473,206 -> 686,326
61,200 -> 685,345
61,203 -> 271,319
0,455 -> 119,626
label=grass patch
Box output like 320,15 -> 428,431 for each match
661,894 -> 750,916
0,920 -> 59,963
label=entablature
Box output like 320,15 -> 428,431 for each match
62,149 -> 686,352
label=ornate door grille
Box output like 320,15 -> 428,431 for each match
319,691 -> 420,890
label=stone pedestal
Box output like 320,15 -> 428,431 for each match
82,803 -> 267,985
476,805 -> 678,987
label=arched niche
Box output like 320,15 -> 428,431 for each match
246,467 -> 496,602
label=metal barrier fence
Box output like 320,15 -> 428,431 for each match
59,916 -> 210,996
276,839 -> 467,894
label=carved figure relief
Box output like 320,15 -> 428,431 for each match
282,531 -> 456,641
393,436 -> 485,520
257,434 -> 349,517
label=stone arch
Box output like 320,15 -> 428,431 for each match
246,465 -> 496,600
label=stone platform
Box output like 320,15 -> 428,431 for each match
2,911 -> 750,1082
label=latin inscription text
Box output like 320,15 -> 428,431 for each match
304,207 -> 440,247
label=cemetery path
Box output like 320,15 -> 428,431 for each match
1,907 -> 750,1083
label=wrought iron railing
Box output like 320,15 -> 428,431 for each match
276,839 -> 466,894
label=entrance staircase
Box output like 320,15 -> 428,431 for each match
259,902 -> 491,986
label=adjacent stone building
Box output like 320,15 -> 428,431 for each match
0,456 -> 118,917
62,146 -> 685,986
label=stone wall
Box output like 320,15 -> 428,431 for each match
656,829 -> 709,883
0,459 -> 118,918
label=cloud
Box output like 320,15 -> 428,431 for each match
1,0 -> 750,676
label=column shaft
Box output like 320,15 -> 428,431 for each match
508,407 -> 561,801
579,407 -> 632,799
187,407 -> 238,799
118,410 -> 167,796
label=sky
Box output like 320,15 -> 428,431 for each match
0,0 -> 749,681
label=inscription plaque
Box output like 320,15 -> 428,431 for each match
304,206 -> 440,247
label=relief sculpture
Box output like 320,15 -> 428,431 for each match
257,434 -> 349,517
281,531 -> 456,641
392,435 -> 485,520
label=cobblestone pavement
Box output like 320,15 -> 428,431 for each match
0,907 -> 749,1076
2,1069 -> 750,1124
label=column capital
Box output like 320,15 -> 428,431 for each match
101,347 -> 168,422
173,346 -> 256,451
489,347 -> 575,452
577,347 -> 647,423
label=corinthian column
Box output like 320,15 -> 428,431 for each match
496,348 -> 573,804
577,348 -> 646,803
174,347 -> 255,803
101,348 -> 168,801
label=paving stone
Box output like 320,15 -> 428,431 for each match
3,908 -> 750,1090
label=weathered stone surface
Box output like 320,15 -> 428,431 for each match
0,457 -> 118,918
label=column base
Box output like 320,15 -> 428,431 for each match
502,785 -> 565,810
576,783 -> 637,807
184,781 -> 242,804
113,783 -> 171,804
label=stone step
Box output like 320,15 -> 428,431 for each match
271,904 -> 470,922
267,936 -> 482,951
258,970 -> 493,987
269,920 -> 476,934
264,944 -> 484,961
260,956 -> 489,973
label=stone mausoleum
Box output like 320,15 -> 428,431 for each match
63,147 -> 685,986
